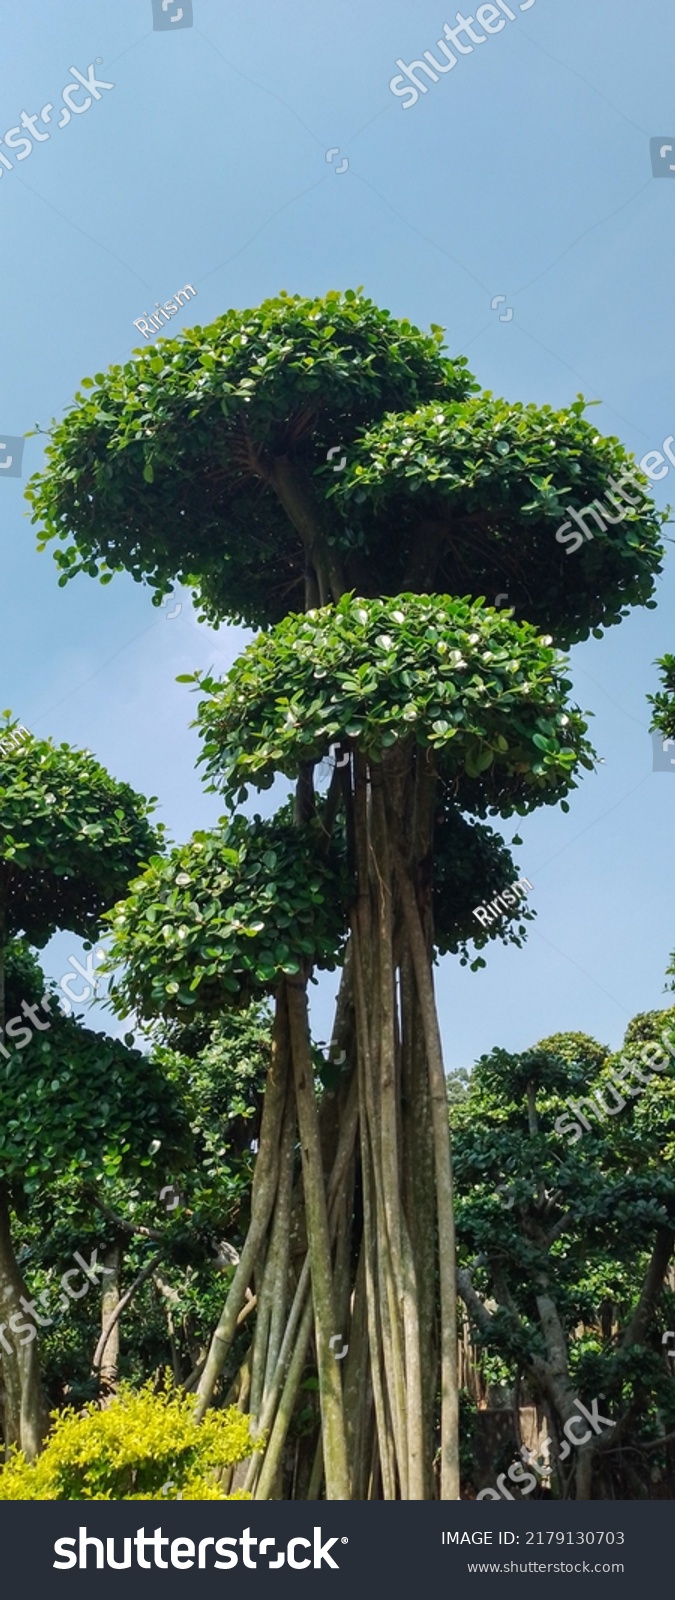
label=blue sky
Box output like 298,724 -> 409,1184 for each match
2,0 -> 674,1068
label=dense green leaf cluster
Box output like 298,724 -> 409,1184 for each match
330,397 -> 664,645
646,656 -> 675,983
26,291 -> 470,629
194,593 -> 594,817
5,939 -> 49,1014
0,1001 -> 187,1206
106,812 -> 349,1024
432,804 -> 535,961
159,1005 -> 271,1211
648,654 -> 675,741
0,724 -> 161,944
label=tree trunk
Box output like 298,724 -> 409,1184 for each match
98,1240 -> 123,1397
394,846 -> 460,1500
249,1085 -> 296,1425
194,997 -> 291,1419
285,977 -> 351,1500
192,737 -> 462,1500
575,1445 -> 594,1500
0,1188 -> 47,1459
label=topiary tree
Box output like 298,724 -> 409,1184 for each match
0,722 -> 161,1458
27,291 -> 664,1499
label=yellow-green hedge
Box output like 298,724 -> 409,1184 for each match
0,1383 -> 260,1500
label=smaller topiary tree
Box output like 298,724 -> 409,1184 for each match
106,807 -> 350,1495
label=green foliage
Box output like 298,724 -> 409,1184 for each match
0,993 -> 188,1208
331,396 -> 664,646
536,1029 -> 611,1076
159,1005 -> 272,1225
18,1017 -> 270,1407
194,593 -> 594,818
648,654 -> 675,741
0,1383 -> 258,1499
470,1042 -> 588,1104
596,1014 -> 675,1201
622,1006 -> 675,1048
643,655 -> 675,981
0,722 -> 161,945
106,811 -> 348,1026
26,292 -> 661,648
26,291 -> 470,629
446,1067 -> 471,1106
453,1020 -> 675,1455
433,803 -> 535,964
4,991 -> 270,1409
5,939 -> 50,1014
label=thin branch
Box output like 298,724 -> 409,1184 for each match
606,1430 -> 675,1454
621,1227 -> 674,1350
456,1268 -> 498,1339
90,1196 -> 164,1241
92,1250 -> 164,1372
544,1210 -> 574,1248
183,1294 -> 257,1392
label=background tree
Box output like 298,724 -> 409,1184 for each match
0,939 -> 186,1455
453,1015 -> 675,1499
15,1003 -> 269,1422
0,720 -> 160,1456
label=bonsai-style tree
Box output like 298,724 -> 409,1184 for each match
0,722 -> 161,1457
27,292 -> 664,1499
453,1016 -> 675,1499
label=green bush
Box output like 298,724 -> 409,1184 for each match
0,1383 -> 259,1500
